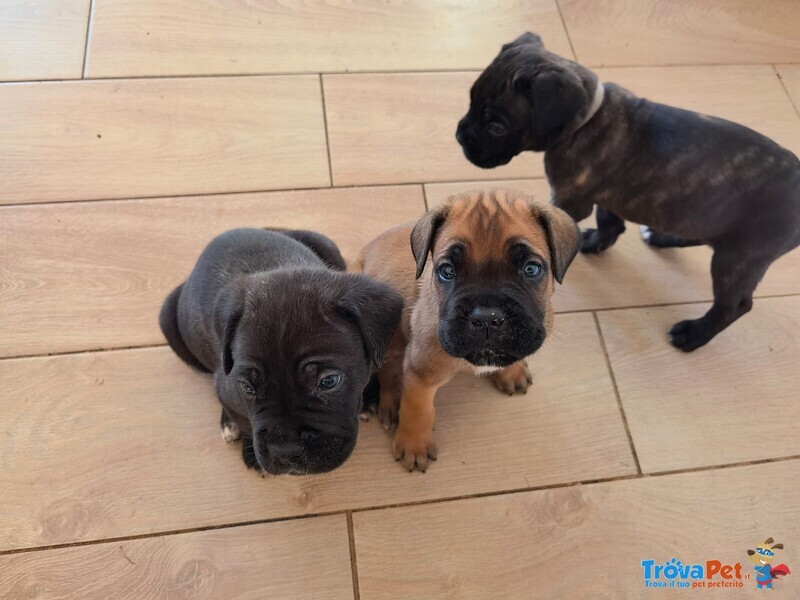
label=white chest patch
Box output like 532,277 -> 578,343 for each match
474,365 -> 503,376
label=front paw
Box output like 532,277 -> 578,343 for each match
392,427 -> 437,473
221,421 -> 241,443
669,318 -> 714,352
491,362 -> 532,395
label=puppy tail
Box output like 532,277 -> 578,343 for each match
159,284 -> 211,373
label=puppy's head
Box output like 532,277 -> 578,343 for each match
412,189 -> 580,367
214,270 -> 402,475
456,32 -> 598,166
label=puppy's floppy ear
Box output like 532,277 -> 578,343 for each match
514,67 -> 588,150
337,275 -> 404,371
410,204 -> 451,279
502,31 -> 543,52
213,280 -> 246,375
533,201 -> 581,284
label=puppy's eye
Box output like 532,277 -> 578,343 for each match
523,262 -> 543,279
319,373 -> 342,390
437,263 -> 456,282
488,122 -> 507,136
239,381 -> 256,395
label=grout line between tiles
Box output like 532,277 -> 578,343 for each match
4,62 -> 800,86
773,64 -> 800,120
346,512 -> 361,600
553,292 -> 800,315
80,0 -> 96,78
3,292 -> 799,362
592,311 -> 642,475
554,0 -> 579,63
318,74 -> 335,187
0,177 -> 541,209
4,453 -> 799,558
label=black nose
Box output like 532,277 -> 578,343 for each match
266,440 -> 304,461
469,307 -> 505,328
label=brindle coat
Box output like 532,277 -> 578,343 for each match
457,32 -> 800,352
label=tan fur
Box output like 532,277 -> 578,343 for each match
356,189 -> 575,472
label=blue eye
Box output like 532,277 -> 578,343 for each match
438,263 -> 456,282
523,262 -> 543,278
319,373 -> 342,390
239,381 -> 255,395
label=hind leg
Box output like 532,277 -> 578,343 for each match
669,249 -> 772,351
640,226 -> 704,248
580,207 -> 626,254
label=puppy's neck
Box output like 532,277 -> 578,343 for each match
573,81 -> 605,133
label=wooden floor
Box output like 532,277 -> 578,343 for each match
1,2 -> 799,598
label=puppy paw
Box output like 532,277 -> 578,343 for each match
491,362 -> 532,395
221,421 -> 241,443
669,318 -> 714,352
392,428 -> 437,473
639,225 -> 653,243
579,228 -> 615,254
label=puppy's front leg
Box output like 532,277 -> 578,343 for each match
491,360 -> 532,395
392,368 -> 441,472
580,206 -> 626,254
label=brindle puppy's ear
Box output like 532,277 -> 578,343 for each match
337,275 -> 404,371
502,31 -> 543,52
410,204 -> 451,279
514,67 -> 588,151
534,202 -> 581,284
213,280 -> 246,375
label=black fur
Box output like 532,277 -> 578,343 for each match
160,228 -> 403,475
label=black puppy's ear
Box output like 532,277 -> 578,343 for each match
410,204 -> 451,279
533,201 -> 581,284
337,275 -> 404,371
213,281 -> 246,375
514,67 -> 588,150
502,31 -> 543,52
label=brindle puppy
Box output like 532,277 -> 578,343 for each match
457,32 -> 800,351
355,190 -> 580,471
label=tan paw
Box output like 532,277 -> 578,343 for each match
392,427 -> 437,473
491,362 -> 532,396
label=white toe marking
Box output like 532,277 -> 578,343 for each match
474,365 -> 503,376
221,422 -> 240,443
639,225 -> 652,241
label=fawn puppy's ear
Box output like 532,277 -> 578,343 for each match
532,201 -> 581,284
410,204 -> 451,279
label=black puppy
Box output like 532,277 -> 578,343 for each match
160,228 -> 403,475
457,32 -> 800,351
